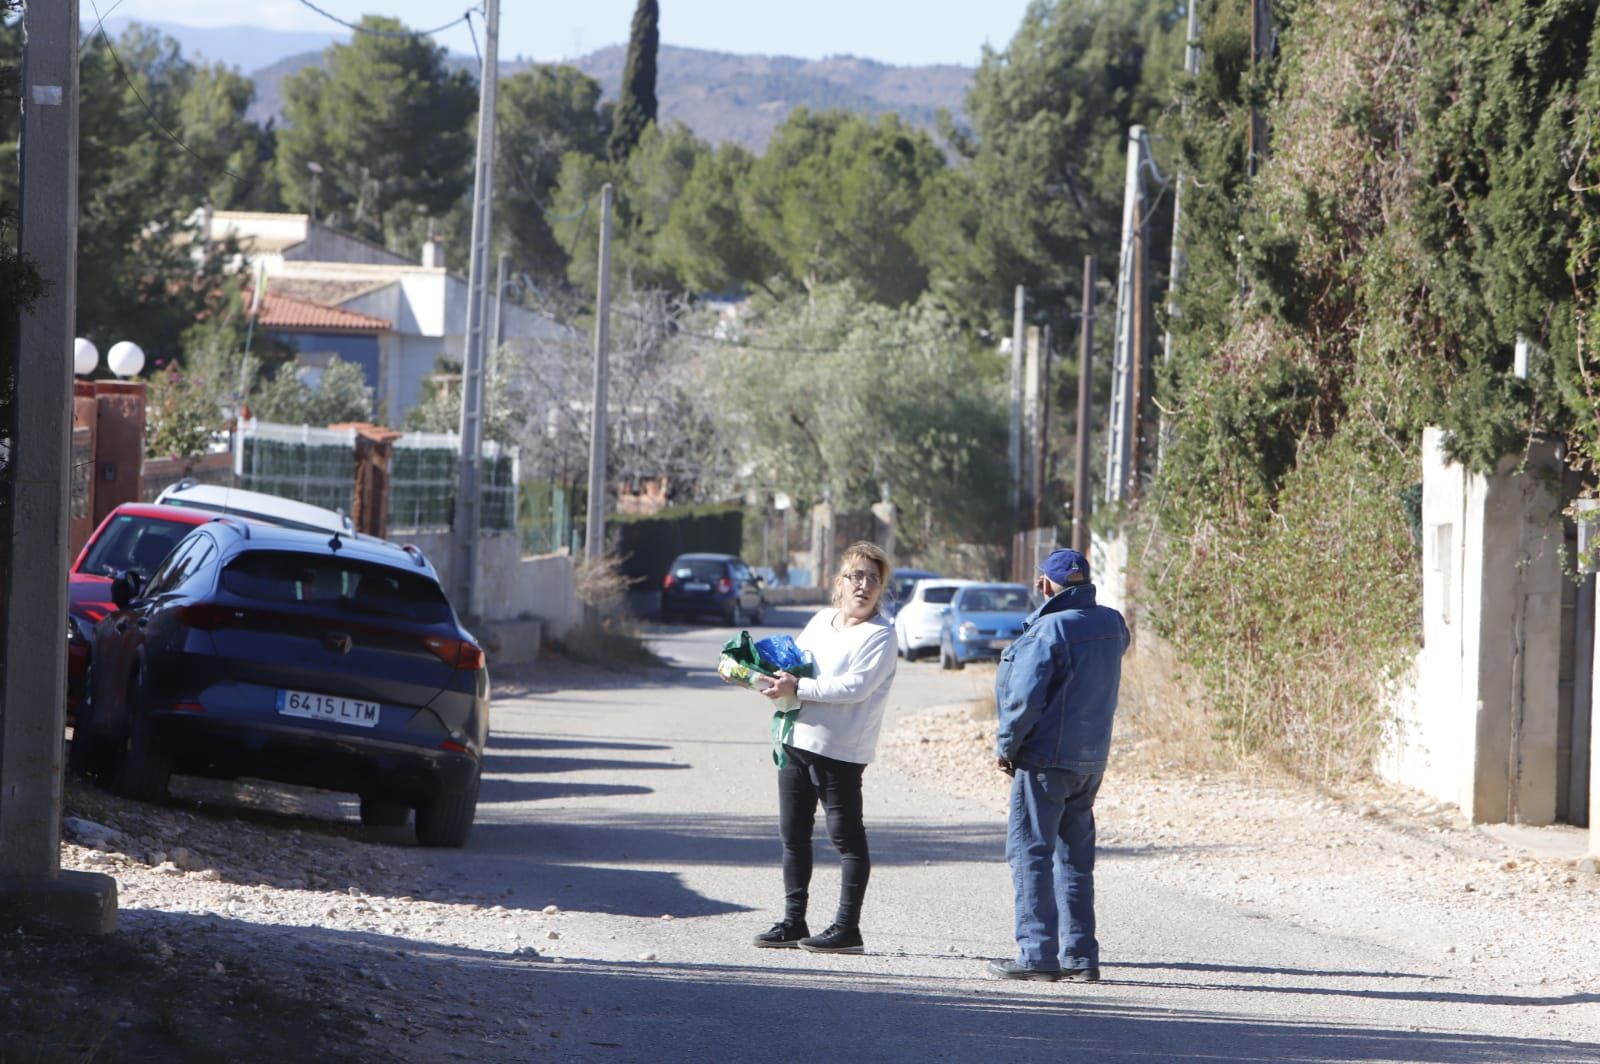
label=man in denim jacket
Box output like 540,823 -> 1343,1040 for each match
988,547 -> 1129,983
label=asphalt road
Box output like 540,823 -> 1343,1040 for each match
457,608 -> 1600,1063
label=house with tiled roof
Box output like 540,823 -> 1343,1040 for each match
206,211 -> 578,425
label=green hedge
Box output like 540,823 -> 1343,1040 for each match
612,504 -> 745,589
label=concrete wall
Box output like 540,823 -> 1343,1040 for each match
403,531 -> 580,636
1381,428 -> 1566,824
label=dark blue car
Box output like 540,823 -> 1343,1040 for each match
661,552 -> 766,625
78,518 -> 489,847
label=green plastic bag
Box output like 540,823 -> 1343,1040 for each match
718,631 -> 815,768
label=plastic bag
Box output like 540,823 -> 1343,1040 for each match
717,630 -> 816,765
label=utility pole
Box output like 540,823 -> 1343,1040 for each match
1008,285 -> 1026,517
1127,192 -> 1149,502
1249,0 -> 1272,176
585,183 -> 615,557
1105,127 -> 1144,505
0,0 -> 116,932
1031,324 -> 1052,531
1073,256 -> 1096,553
452,0 -> 499,621
1163,0 -> 1201,368
489,251 -> 508,379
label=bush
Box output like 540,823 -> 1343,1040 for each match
611,503 -> 743,589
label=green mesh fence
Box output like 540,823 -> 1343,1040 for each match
387,432 -> 517,534
235,422 -> 516,535
235,422 -> 356,514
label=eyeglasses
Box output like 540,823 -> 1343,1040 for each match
840,569 -> 882,588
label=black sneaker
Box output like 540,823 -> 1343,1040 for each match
987,960 -> 1061,982
753,920 -> 809,949
798,923 -> 864,954
1059,966 -> 1101,982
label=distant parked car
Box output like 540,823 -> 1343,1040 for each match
155,479 -> 354,534
939,582 -> 1038,670
884,567 -> 941,620
893,579 -> 976,660
661,553 -> 765,626
78,519 -> 487,847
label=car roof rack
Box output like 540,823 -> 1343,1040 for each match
206,515 -> 250,538
400,543 -> 430,568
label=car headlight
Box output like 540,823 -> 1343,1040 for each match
958,621 -> 978,640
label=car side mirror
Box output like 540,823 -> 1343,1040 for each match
110,569 -> 145,610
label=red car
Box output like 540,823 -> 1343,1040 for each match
68,504 -> 212,722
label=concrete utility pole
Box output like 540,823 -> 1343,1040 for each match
1008,285 -> 1026,516
1249,0 -> 1273,176
585,183 -> 615,557
452,0 -> 499,621
1073,256 -> 1096,553
1031,325 -> 1052,531
489,251 -> 508,376
0,0 -> 116,932
1163,0 -> 1202,369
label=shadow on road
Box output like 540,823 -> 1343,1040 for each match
109,909 -> 1600,1063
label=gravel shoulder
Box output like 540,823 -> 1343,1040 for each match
5,655 -> 1599,1060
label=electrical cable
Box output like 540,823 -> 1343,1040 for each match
290,0 -> 480,40
79,0 -> 128,54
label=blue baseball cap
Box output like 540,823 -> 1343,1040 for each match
1038,548 -> 1089,586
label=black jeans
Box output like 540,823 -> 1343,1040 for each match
777,744 -> 870,929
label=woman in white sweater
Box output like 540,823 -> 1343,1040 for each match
752,541 -> 898,955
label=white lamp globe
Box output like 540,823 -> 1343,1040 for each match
73,337 -> 99,376
107,340 -> 145,378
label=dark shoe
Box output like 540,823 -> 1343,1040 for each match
753,920 -> 809,949
1059,966 -> 1101,982
988,960 -> 1061,982
798,923 -> 864,954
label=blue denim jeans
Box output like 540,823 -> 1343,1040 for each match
1006,768 -> 1103,972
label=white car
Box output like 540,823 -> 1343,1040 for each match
893,579 -> 977,660
154,479 -> 354,535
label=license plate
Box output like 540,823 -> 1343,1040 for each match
276,689 -> 380,728
684,582 -> 710,592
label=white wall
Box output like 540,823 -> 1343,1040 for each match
403,531 -> 580,635
1381,428 -> 1566,824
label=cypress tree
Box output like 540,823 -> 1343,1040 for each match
608,0 -> 659,162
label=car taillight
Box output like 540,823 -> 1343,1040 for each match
424,635 -> 485,670
717,577 -> 733,593
663,573 -> 677,590
177,604 -> 243,630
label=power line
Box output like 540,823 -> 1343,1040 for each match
290,0 -> 481,39
86,0 -> 249,185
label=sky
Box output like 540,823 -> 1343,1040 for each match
79,0 -> 1034,67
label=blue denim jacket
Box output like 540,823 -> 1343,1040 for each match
994,582 -> 1129,773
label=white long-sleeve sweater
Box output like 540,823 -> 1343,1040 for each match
789,608 -> 898,765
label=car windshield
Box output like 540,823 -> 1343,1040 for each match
672,560 -> 727,582
220,551 -> 453,623
921,586 -> 959,605
79,514 -> 195,577
961,587 -> 1031,612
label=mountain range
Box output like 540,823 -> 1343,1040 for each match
103,18 -> 973,153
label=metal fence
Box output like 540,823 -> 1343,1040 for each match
387,431 -> 518,534
229,421 -> 516,535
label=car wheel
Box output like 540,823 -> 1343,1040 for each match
415,771 -> 480,848
359,795 -> 410,828
750,604 -> 765,626
113,674 -> 171,803
725,604 -> 741,627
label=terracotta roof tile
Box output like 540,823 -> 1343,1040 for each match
250,290 -> 391,333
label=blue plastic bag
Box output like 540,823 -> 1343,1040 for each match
755,634 -> 813,676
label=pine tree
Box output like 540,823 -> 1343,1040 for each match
608,0 -> 659,162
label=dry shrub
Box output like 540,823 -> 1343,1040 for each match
573,551 -> 631,614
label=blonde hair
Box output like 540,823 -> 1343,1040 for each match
830,541 -> 892,612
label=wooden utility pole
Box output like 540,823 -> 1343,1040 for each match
585,183 -> 615,557
0,0 -> 116,932
1073,256 -> 1096,552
